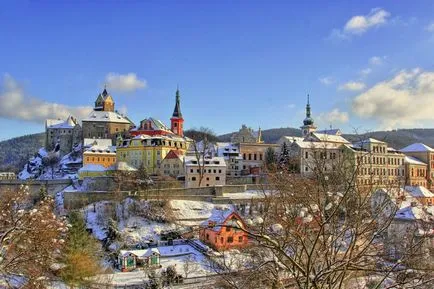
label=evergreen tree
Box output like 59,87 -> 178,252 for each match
60,211 -> 103,288
265,147 -> 276,169
279,142 -> 290,167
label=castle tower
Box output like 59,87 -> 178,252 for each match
300,94 -> 317,137
94,87 -> 115,112
170,87 -> 184,136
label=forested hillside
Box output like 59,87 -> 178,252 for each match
0,133 -> 45,173
219,127 -> 434,150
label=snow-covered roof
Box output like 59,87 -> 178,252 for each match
201,207 -> 241,231
120,248 -> 160,258
84,145 -> 116,155
215,142 -> 240,157
278,136 -> 305,144
46,115 -> 78,129
79,164 -> 108,172
84,138 -> 113,147
114,162 -> 137,171
405,186 -> 434,198
131,133 -> 186,142
82,111 -> 131,124
404,156 -> 427,166
394,205 -> 431,221
131,117 -> 172,132
308,132 -> 350,144
292,141 -> 342,149
352,138 -> 385,147
316,129 -> 342,136
400,143 -> 434,153
185,156 -> 226,167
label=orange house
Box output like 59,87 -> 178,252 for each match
199,208 -> 249,251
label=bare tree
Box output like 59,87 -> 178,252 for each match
191,131 -> 214,187
183,254 -> 200,278
0,185 -> 67,288
214,145 -> 434,289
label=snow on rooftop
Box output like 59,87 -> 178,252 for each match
400,143 -> 434,153
83,138 -> 113,147
405,186 -> 434,198
394,205 -> 427,221
309,132 -> 350,144
184,156 -> 226,167
404,156 -> 427,166
82,111 -> 131,124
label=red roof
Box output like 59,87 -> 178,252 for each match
164,150 -> 182,160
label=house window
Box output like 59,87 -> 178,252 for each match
206,177 -> 209,181
219,170 -> 222,173
192,177 -> 196,181
227,236 -> 233,243
190,169 -> 193,173
226,226 -> 231,232
206,234 -> 209,240
216,176 -> 220,181
305,152 -> 308,159
221,237 -> 224,243
248,154 -> 252,160
238,236 -> 243,242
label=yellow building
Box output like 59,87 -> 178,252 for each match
83,139 -> 117,168
117,134 -> 190,174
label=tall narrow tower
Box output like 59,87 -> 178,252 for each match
300,94 -> 317,137
170,87 -> 184,136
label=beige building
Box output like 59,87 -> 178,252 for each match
400,143 -> 434,191
404,156 -> 428,187
83,138 -> 116,168
160,150 -> 184,178
82,88 -> 133,143
343,138 -> 405,188
184,156 -> 226,188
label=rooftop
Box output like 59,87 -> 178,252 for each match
82,111 -> 131,124
400,143 -> 434,153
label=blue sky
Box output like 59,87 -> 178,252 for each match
1,0 -> 434,140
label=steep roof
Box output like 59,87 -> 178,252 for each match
83,138 -> 113,147
309,132 -> 350,144
404,156 -> 427,166
316,129 -> 341,136
133,117 -> 172,132
172,89 -> 183,118
163,150 -> 183,160
201,207 -> 245,232
400,143 -> 434,153
46,115 -> 78,129
405,186 -> 434,198
82,111 -> 131,124
120,248 -> 160,258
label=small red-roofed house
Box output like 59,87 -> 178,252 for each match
199,208 -> 248,251
160,149 -> 184,177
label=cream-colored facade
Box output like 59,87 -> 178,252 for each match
117,134 -> 190,174
160,150 -> 185,178
184,156 -> 226,188
239,143 -> 279,174
400,143 -> 434,191
343,138 -> 405,188
404,156 -> 428,187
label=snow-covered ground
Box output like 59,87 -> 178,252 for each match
170,200 -> 232,225
222,189 -> 269,200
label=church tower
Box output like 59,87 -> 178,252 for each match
300,94 -> 317,137
170,88 -> 184,136
94,87 -> 115,112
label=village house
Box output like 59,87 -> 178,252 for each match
214,142 -> 243,177
184,156 -> 226,188
199,208 -> 248,251
160,150 -> 184,178
118,248 -> 161,272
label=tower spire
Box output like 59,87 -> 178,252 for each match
306,94 -> 311,118
173,87 -> 182,118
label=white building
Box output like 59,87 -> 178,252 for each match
184,156 -> 226,188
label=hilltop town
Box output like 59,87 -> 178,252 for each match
0,88 -> 433,288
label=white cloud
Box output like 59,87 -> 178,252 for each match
351,68 -> 434,129
330,8 -> 390,39
105,73 -> 147,92
369,56 -> 386,65
425,21 -> 434,32
319,76 -> 335,86
318,109 -> 349,124
338,81 -> 366,91
0,74 -> 92,123
287,103 -> 296,109
360,68 -> 372,76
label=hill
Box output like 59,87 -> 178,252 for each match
219,128 -> 434,149
0,132 -> 45,173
